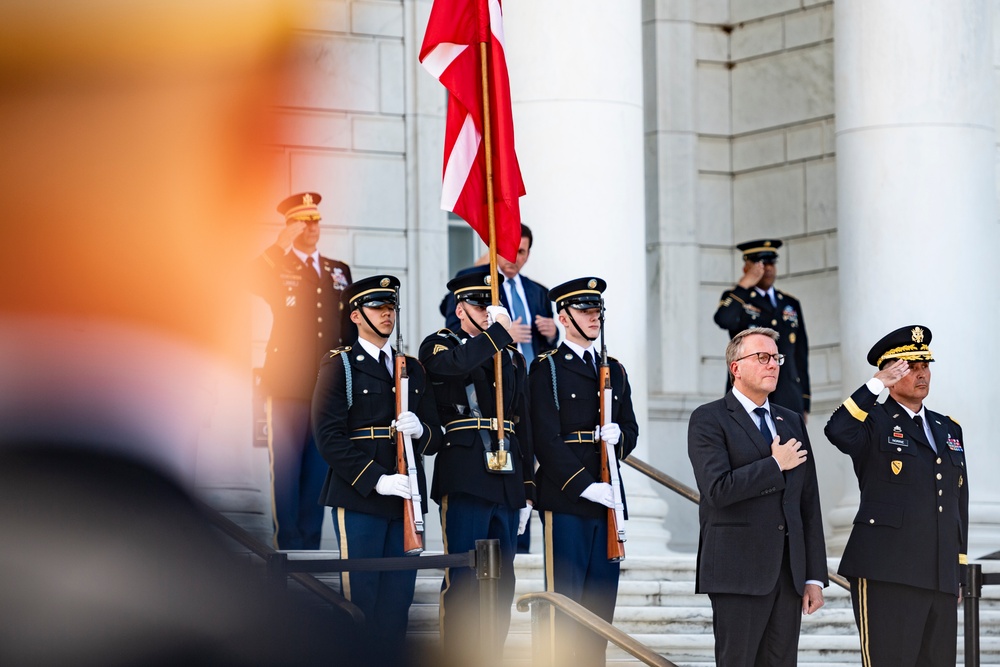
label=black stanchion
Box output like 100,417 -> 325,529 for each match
477,539 -> 502,666
964,563 -> 982,667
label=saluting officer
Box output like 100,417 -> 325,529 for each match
311,275 -> 438,664
825,325 -> 968,667
714,239 -> 811,416
529,277 -> 638,667
251,191 -> 353,549
418,266 -> 535,662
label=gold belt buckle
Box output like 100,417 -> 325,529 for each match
490,417 -> 498,431
388,425 -> 396,439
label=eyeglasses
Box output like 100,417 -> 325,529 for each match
735,352 -> 785,366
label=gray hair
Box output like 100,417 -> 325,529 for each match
726,327 -> 779,382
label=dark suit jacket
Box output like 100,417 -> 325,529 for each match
251,244 -> 353,400
713,286 -> 810,414
529,345 -> 638,518
440,272 -> 555,355
825,386 -> 968,595
688,392 -> 827,596
418,324 -> 535,509
311,347 -> 439,517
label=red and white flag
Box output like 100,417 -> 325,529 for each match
419,0 -> 525,263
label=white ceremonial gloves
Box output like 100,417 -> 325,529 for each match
517,505 -> 532,535
393,411 -> 423,439
375,474 -> 411,499
595,422 -> 621,446
580,482 -> 615,508
486,305 -> 511,326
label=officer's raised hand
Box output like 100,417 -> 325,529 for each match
771,435 -> 807,471
737,260 -> 765,289
276,220 -> 306,252
486,305 -> 512,330
874,358 -> 910,388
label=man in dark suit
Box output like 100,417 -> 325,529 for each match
441,224 -> 556,363
251,192 -> 353,549
419,267 -> 535,665
311,275 -> 439,665
688,327 -> 827,666
825,325 -> 967,667
714,239 -> 810,416
529,277 -> 638,667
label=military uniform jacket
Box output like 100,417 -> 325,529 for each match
688,393 -> 827,596
311,347 -> 439,518
251,244 -> 352,400
528,345 -> 638,519
418,324 -> 535,509
714,286 -> 810,414
824,386 -> 969,595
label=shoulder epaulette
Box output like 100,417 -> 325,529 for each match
777,289 -> 798,300
537,349 -> 558,361
948,416 -> 961,426
327,346 -> 351,358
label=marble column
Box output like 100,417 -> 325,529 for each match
504,0 -> 671,554
833,0 -> 1000,555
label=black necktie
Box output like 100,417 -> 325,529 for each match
379,351 -> 393,378
753,407 -> 773,442
583,350 -> 596,375
913,414 -> 935,452
306,256 -> 320,279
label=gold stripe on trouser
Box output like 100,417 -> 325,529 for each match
858,577 -> 871,667
544,511 -> 557,663
439,495 -> 450,642
265,396 -> 280,549
337,508 -> 351,601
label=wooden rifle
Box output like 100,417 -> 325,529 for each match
394,286 -> 423,555
598,305 -> 626,561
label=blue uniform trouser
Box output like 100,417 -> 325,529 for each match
439,493 -> 519,658
333,508 -> 418,664
267,397 -> 326,549
542,511 -> 621,667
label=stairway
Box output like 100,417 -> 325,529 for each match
403,553 -> 1000,666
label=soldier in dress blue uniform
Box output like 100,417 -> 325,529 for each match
418,266 -> 535,664
251,192 -> 353,549
311,274 -> 439,664
714,239 -> 811,416
825,325 -> 968,667
528,277 -> 638,667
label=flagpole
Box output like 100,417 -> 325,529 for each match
479,36 -> 508,470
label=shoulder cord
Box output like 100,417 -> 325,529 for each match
547,354 -> 559,410
343,356 -> 353,409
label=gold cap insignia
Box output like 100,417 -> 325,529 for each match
380,278 -> 390,287
891,460 -> 903,476
587,279 -> 597,289
484,275 -> 492,286
764,241 -> 772,247
911,327 -> 924,343
302,193 -> 314,205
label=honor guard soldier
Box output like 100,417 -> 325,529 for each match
418,266 -> 535,663
251,192 -> 353,549
311,275 -> 438,664
528,277 -> 638,667
825,325 -> 968,667
714,239 -> 811,416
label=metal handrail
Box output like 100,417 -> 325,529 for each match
517,591 -> 677,667
195,499 -> 365,624
623,455 -> 851,591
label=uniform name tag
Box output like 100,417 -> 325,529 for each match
888,436 -> 908,447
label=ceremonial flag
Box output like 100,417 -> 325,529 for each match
419,0 -> 525,263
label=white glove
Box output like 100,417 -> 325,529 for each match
375,474 -> 412,499
517,505 -> 532,535
393,411 -> 423,439
486,305 -> 511,326
599,422 -> 621,446
580,482 -> 615,508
